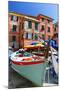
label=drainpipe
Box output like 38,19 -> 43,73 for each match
21,17 -> 25,49
19,17 -> 21,49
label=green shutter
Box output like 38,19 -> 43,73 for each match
48,27 -> 50,32
12,25 -> 17,32
35,22 -> 38,30
42,25 -> 44,30
35,34 -> 38,40
28,21 -> 32,28
12,36 -> 16,41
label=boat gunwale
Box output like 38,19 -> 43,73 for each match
11,60 -> 45,66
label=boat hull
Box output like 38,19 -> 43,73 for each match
11,61 -> 47,86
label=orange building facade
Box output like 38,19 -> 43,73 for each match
8,12 -> 54,49
37,14 -> 54,40
8,12 -> 40,49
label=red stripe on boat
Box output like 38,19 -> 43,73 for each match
11,60 -> 45,66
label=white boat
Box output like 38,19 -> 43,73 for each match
50,46 -> 58,76
10,49 -> 47,86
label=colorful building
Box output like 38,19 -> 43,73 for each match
8,12 -> 54,49
53,22 -> 58,34
37,14 -> 54,40
8,12 -> 40,49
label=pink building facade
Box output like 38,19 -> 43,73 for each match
37,14 -> 54,40
8,12 -> 54,49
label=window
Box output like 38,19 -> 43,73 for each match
42,18 -> 44,22
42,34 -> 45,39
34,34 -> 38,40
48,27 -> 50,32
28,21 -> 32,28
41,25 -> 44,30
48,20 -> 50,23
26,33 -> 32,39
55,27 -> 56,31
12,36 -> 16,41
28,33 -> 32,39
26,33 -> 28,39
16,16 -> 18,21
48,35 -> 50,40
35,22 -> 38,30
32,33 -> 33,39
11,15 -> 13,20
12,25 -> 17,32
11,15 -> 18,21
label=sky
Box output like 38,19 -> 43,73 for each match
8,1 -> 59,22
